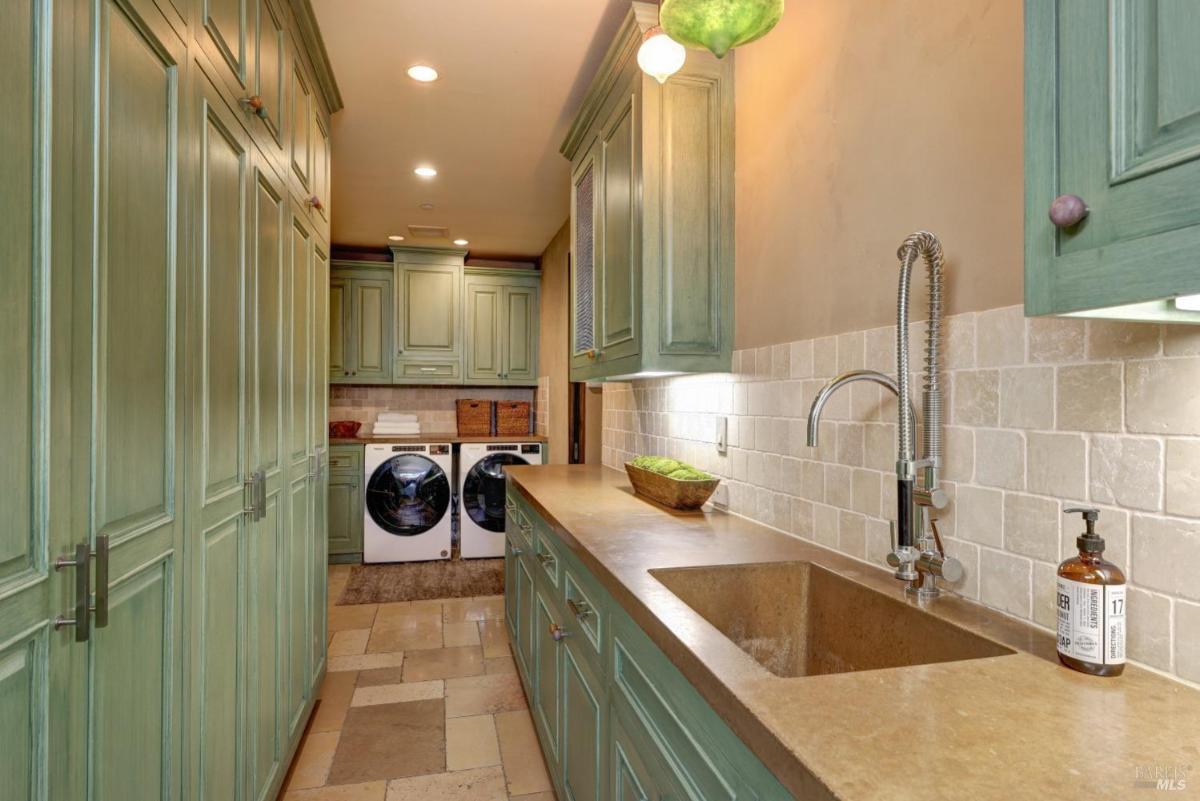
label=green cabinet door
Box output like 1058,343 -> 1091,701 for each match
570,139 -> 602,375
465,278 -> 504,382
329,276 -> 348,380
611,711 -> 660,801
561,643 -> 605,801
350,277 -> 392,382
516,553 -> 537,679
532,586 -> 564,770
248,149 -> 289,801
252,0 -> 288,163
290,58 -> 312,192
198,0 -> 252,98
1026,0 -> 1200,318
327,476 -> 363,556
86,6 -> 187,794
0,2 -> 81,797
598,83 -> 641,366
504,282 -> 540,384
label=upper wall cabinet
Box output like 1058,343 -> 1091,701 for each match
330,261 -> 393,384
1025,1 -> 1200,321
464,270 -> 541,386
561,2 -> 734,381
392,246 -> 466,384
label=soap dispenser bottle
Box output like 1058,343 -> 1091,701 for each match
1056,507 -> 1126,676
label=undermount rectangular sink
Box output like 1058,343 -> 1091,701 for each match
650,561 -> 1014,677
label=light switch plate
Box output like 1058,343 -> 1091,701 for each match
716,416 -> 728,454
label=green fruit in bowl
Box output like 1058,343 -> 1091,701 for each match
660,0 -> 784,58
632,455 -> 713,481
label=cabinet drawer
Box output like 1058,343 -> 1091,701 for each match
328,446 -> 363,475
533,523 -> 561,587
563,567 -> 603,657
396,359 -> 461,380
506,492 -> 534,549
612,635 -> 737,801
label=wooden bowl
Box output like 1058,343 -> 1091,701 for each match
624,462 -> 720,511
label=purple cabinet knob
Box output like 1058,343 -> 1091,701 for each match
1049,194 -> 1089,228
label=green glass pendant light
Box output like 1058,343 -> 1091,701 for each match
659,0 -> 784,58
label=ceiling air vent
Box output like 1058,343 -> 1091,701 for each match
407,225 -> 450,239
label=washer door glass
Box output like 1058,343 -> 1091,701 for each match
366,454 -> 451,536
462,453 -> 530,533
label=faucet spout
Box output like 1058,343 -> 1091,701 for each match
805,370 -> 916,456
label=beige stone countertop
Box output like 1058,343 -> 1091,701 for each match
507,464 -> 1200,801
329,434 -> 547,445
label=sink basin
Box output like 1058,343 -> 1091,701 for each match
650,561 -> 1014,677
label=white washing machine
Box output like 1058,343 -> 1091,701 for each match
363,442 -> 454,563
459,441 -> 543,558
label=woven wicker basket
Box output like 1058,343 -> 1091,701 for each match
624,462 -> 720,511
456,399 -> 493,436
495,401 -> 532,436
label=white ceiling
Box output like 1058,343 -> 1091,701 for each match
312,0 -> 631,258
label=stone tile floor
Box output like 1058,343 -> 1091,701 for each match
277,564 -> 557,801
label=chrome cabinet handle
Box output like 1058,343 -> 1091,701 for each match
567,598 -> 592,619
1049,194 -> 1088,228
508,543 -> 522,556
92,535 -> 109,629
54,542 -> 91,641
419,367 -> 437,373
549,622 -> 570,642
244,474 -> 258,517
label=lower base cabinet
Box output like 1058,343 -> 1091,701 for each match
504,481 -> 796,801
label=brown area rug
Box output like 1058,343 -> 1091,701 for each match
339,559 -> 505,605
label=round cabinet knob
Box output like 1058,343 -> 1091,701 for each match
1049,194 -> 1089,228
549,623 -> 570,642
308,195 -> 324,211
240,95 -> 268,119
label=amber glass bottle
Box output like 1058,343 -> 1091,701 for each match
1056,508 -> 1126,677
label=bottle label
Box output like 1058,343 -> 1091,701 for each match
1056,577 -> 1126,666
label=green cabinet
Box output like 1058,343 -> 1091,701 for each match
328,444 -> 364,559
393,246 -> 466,383
505,482 -> 795,801
1025,0 -> 1200,321
561,4 -> 735,381
465,270 -> 541,385
330,262 -> 393,384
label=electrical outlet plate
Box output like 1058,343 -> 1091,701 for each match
716,416 -> 728,454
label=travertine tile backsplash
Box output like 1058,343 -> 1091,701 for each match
602,306 -> 1200,685
330,385 -> 536,434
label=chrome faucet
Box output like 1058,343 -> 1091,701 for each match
806,231 -> 961,598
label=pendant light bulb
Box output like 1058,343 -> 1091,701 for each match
637,25 -> 686,84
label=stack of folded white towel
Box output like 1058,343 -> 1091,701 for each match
371,412 -> 420,436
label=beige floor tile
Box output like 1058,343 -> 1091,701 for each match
329,628 -> 371,657
484,654 -> 516,675
375,601 -> 444,629
443,621 -> 481,648
442,596 -> 505,623
446,714 -> 501,771
329,604 -> 379,632
330,699 -> 446,784
282,780 -> 388,801
312,670 -> 360,732
494,711 -> 553,796
507,793 -> 557,801
402,646 -> 485,682
385,766 -> 507,801
444,673 -> 528,718
281,730 -> 340,792
368,616 -> 444,653
477,620 -> 511,659
329,652 -> 405,673
351,680 -> 444,707
356,666 -> 406,687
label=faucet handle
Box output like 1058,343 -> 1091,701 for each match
886,522 -> 920,580
914,487 -> 949,510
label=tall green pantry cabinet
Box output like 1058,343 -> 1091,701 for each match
0,1 -> 341,800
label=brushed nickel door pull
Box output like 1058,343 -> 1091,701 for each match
256,471 -> 267,521
92,535 -> 110,629
54,541 -> 91,641
566,598 -> 592,619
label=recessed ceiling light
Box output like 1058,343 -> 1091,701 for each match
388,235 -> 405,242
407,65 -> 439,83
419,202 -> 435,211
414,166 -> 438,178
453,239 -> 469,246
